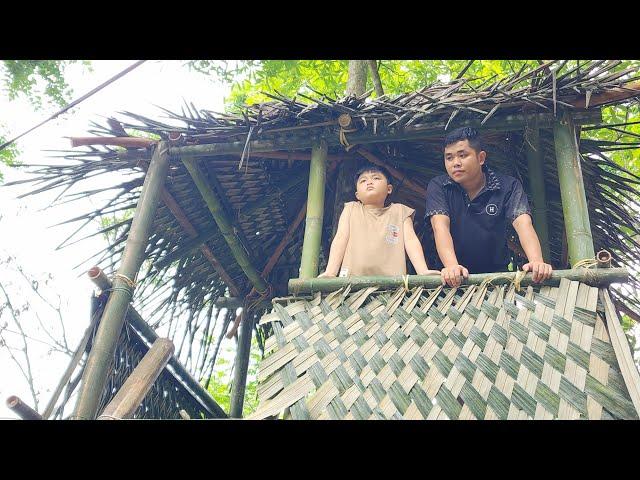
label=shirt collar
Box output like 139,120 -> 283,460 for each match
442,165 -> 501,191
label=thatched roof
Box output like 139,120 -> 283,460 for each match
7,60 -> 640,382
250,280 -> 640,420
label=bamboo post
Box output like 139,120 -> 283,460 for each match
182,158 -> 269,294
73,142 -> 169,420
525,125 -> 551,262
229,314 -> 254,418
299,139 -> 328,278
6,396 -> 42,420
288,267 -> 629,294
553,111 -> 596,266
97,338 -> 174,420
88,266 -> 227,418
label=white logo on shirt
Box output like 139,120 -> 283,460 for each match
385,224 -> 400,244
486,204 -> 498,216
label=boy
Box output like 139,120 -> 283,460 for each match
319,163 -> 439,277
425,127 -> 553,287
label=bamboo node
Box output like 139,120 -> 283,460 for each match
112,273 -> 137,295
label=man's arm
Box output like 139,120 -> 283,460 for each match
431,214 -> 469,287
318,205 -> 350,277
512,214 -> 552,282
403,217 -> 439,275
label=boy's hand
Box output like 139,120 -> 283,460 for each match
522,261 -> 553,283
441,265 -> 469,287
416,269 -> 441,276
317,271 -> 336,278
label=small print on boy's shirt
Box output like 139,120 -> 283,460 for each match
385,224 -> 400,245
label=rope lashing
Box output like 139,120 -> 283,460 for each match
111,273 -> 137,298
339,127 -> 358,152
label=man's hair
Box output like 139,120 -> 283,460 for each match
353,163 -> 393,186
443,127 -> 485,153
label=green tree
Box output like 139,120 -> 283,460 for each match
0,60 -> 91,180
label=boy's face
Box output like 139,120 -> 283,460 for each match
355,170 -> 392,204
443,139 -> 486,185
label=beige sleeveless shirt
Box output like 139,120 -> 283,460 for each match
340,201 -> 415,277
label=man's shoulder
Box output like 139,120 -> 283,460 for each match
428,174 -> 451,187
488,168 -> 523,190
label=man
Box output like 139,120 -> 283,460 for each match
425,127 -> 553,287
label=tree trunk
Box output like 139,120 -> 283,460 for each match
346,60 -> 368,96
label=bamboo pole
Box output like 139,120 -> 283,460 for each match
88,267 -> 227,418
97,338 -> 174,420
553,111 -> 596,266
167,110 -> 602,159
525,125 -> 551,262
299,140 -> 328,278
70,136 -> 156,149
160,189 -> 241,296
6,396 -> 42,420
229,314 -> 254,418
73,142 -> 169,420
288,267 -> 629,294
182,157 -> 268,294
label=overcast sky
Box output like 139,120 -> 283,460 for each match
0,60 -> 231,419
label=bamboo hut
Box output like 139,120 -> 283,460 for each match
7,60 -> 640,420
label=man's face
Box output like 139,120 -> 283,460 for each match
443,139 -> 486,185
355,170 -> 392,204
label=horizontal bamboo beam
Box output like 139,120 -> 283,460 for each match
182,158 -> 269,293
98,338 -> 174,420
6,396 -> 42,420
70,136 -> 156,149
88,267 -> 227,418
168,110 -> 602,159
288,267 -> 629,294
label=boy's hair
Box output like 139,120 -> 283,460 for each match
443,127 -> 485,153
353,163 -> 393,186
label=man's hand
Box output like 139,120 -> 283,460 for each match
440,265 -> 469,287
522,261 -> 553,283
416,269 -> 441,276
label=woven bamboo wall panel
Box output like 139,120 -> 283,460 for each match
250,279 -> 640,420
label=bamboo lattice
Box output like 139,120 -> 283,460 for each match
251,279 -> 640,420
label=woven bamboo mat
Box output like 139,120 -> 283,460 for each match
249,279 -> 640,420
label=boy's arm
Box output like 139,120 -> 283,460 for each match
318,205 -> 350,277
512,214 -> 553,283
431,214 -> 469,287
403,217 -> 439,275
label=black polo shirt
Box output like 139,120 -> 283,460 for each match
424,166 -> 531,274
